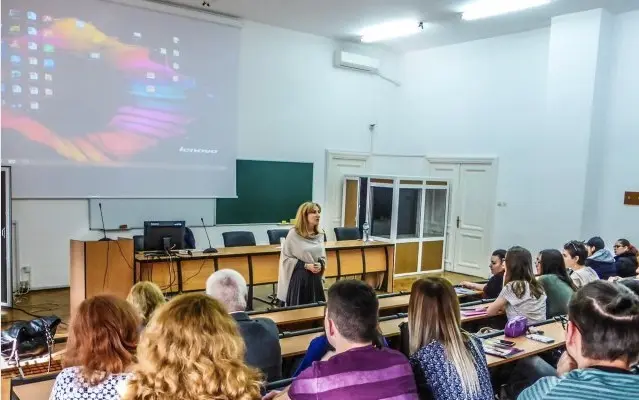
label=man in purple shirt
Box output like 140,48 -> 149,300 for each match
265,280 -> 418,400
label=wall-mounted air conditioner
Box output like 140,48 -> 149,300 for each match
334,50 -> 380,73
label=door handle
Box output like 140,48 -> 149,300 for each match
456,216 -> 460,228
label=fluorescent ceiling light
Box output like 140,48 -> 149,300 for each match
462,0 -> 551,21
360,19 -> 423,43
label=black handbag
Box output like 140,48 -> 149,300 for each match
1,315 -> 61,377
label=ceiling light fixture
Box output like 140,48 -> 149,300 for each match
461,0 -> 552,21
360,20 -> 424,43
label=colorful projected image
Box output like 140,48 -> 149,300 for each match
1,4 -> 221,166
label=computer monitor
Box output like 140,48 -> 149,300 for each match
143,221 -> 186,252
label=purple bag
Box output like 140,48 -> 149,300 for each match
504,316 -> 528,338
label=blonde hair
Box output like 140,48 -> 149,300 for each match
123,293 -> 262,400
126,281 -> 166,324
408,278 -> 480,395
294,202 -> 322,239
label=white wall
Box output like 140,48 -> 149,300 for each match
390,29 -> 552,253
598,10 -> 639,242
13,21 -> 402,289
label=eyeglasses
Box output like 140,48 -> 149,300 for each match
555,315 -> 569,331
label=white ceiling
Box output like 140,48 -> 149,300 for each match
163,0 -> 639,51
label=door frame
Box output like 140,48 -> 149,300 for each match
425,156 -> 498,276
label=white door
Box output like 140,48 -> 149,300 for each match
427,163 -> 459,272
325,152 -> 369,240
428,160 -> 496,278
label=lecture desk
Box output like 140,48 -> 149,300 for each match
279,305 -> 500,358
134,240 -> 395,308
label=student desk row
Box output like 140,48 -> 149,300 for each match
251,290 -> 484,332
279,304 -> 501,358
134,240 -> 395,308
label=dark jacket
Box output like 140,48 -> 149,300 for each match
232,312 -> 282,382
585,249 -> 617,280
615,251 -> 638,278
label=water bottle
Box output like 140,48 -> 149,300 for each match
363,222 -> 370,242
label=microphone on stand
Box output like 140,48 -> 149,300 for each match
98,203 -> 112,241
200,217 -> 217,253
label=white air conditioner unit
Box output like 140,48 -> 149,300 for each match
334,50 -> 380,73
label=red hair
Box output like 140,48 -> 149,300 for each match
64,295 -> 140,385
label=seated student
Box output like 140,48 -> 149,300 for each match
122,293 -> 262,399
613,238 -> 639,278
408,277 -> 493,400
518,281 -> 639,400
562,240 -> 598,288
267,280 -> 418,400
485,246 -> 546,324
535,249 -> 576,318
50,295 -> 140,400
618,279 -> 639,296
584,236 -> 617,280
126,281 -> 166,328
206,269 -> 282,382
292,330 -> 388,377
460,249 -> 506,299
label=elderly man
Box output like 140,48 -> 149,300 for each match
206,269 -> 282,382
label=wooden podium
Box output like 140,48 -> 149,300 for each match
69,238 -> 134,318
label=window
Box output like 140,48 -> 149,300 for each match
397,188 -> 421,239
423,188 -> 447,238
370,186 -> 392,238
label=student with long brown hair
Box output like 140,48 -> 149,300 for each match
485,246 -> 547,324
122,293 -> 262,400
408,277 -> 493,400
50,295 -> 140,400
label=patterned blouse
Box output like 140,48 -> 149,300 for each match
409,337 -> 494,400
50,367 -> 129,400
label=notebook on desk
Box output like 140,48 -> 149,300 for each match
481,340 -> 525,358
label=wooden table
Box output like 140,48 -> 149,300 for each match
134,240 -> 395,308
484,321 -> 566,367
280,306 -> 499,358
253,290 -> 483,330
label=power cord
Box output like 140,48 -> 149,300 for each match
102,240 -> 111,290
181,259 -> 207,288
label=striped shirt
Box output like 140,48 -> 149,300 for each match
288,345 -> 418,400
518,367 -> 639,400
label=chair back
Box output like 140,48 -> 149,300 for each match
334,227 -> 360,241
133,235 -> 145,252
399,321 -> 410,357
222,231 -> 256,247
267,229 -> 290,245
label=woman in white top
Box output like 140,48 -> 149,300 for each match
563,240 -> 599,288
50,295 -> 140,400
277,201 -> 327,306
485,246 -> 547,324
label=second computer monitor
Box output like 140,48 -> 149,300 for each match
143,221 -> 186,251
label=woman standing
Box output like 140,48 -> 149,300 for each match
535,249 -> 576,318
277,202 -> 326,306
408,277 -> 493,400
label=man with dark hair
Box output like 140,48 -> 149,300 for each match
519,281 -> 639,399
268,280 -> 417,399
585,236 -> 617,279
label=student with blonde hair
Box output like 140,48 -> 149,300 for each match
126,281 -> 165,326
408,277 -> 493,400
122,293 -> 262,400
277,201 -> 327,306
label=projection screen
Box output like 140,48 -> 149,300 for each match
1,0 -> 239,198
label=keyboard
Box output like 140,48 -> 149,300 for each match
2,359 -> 63,379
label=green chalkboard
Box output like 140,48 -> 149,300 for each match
216,160 -> 314,224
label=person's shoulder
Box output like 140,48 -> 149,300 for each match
54,366 -> 81,382
252,316 -> 279,331
518,375 -> 562,399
